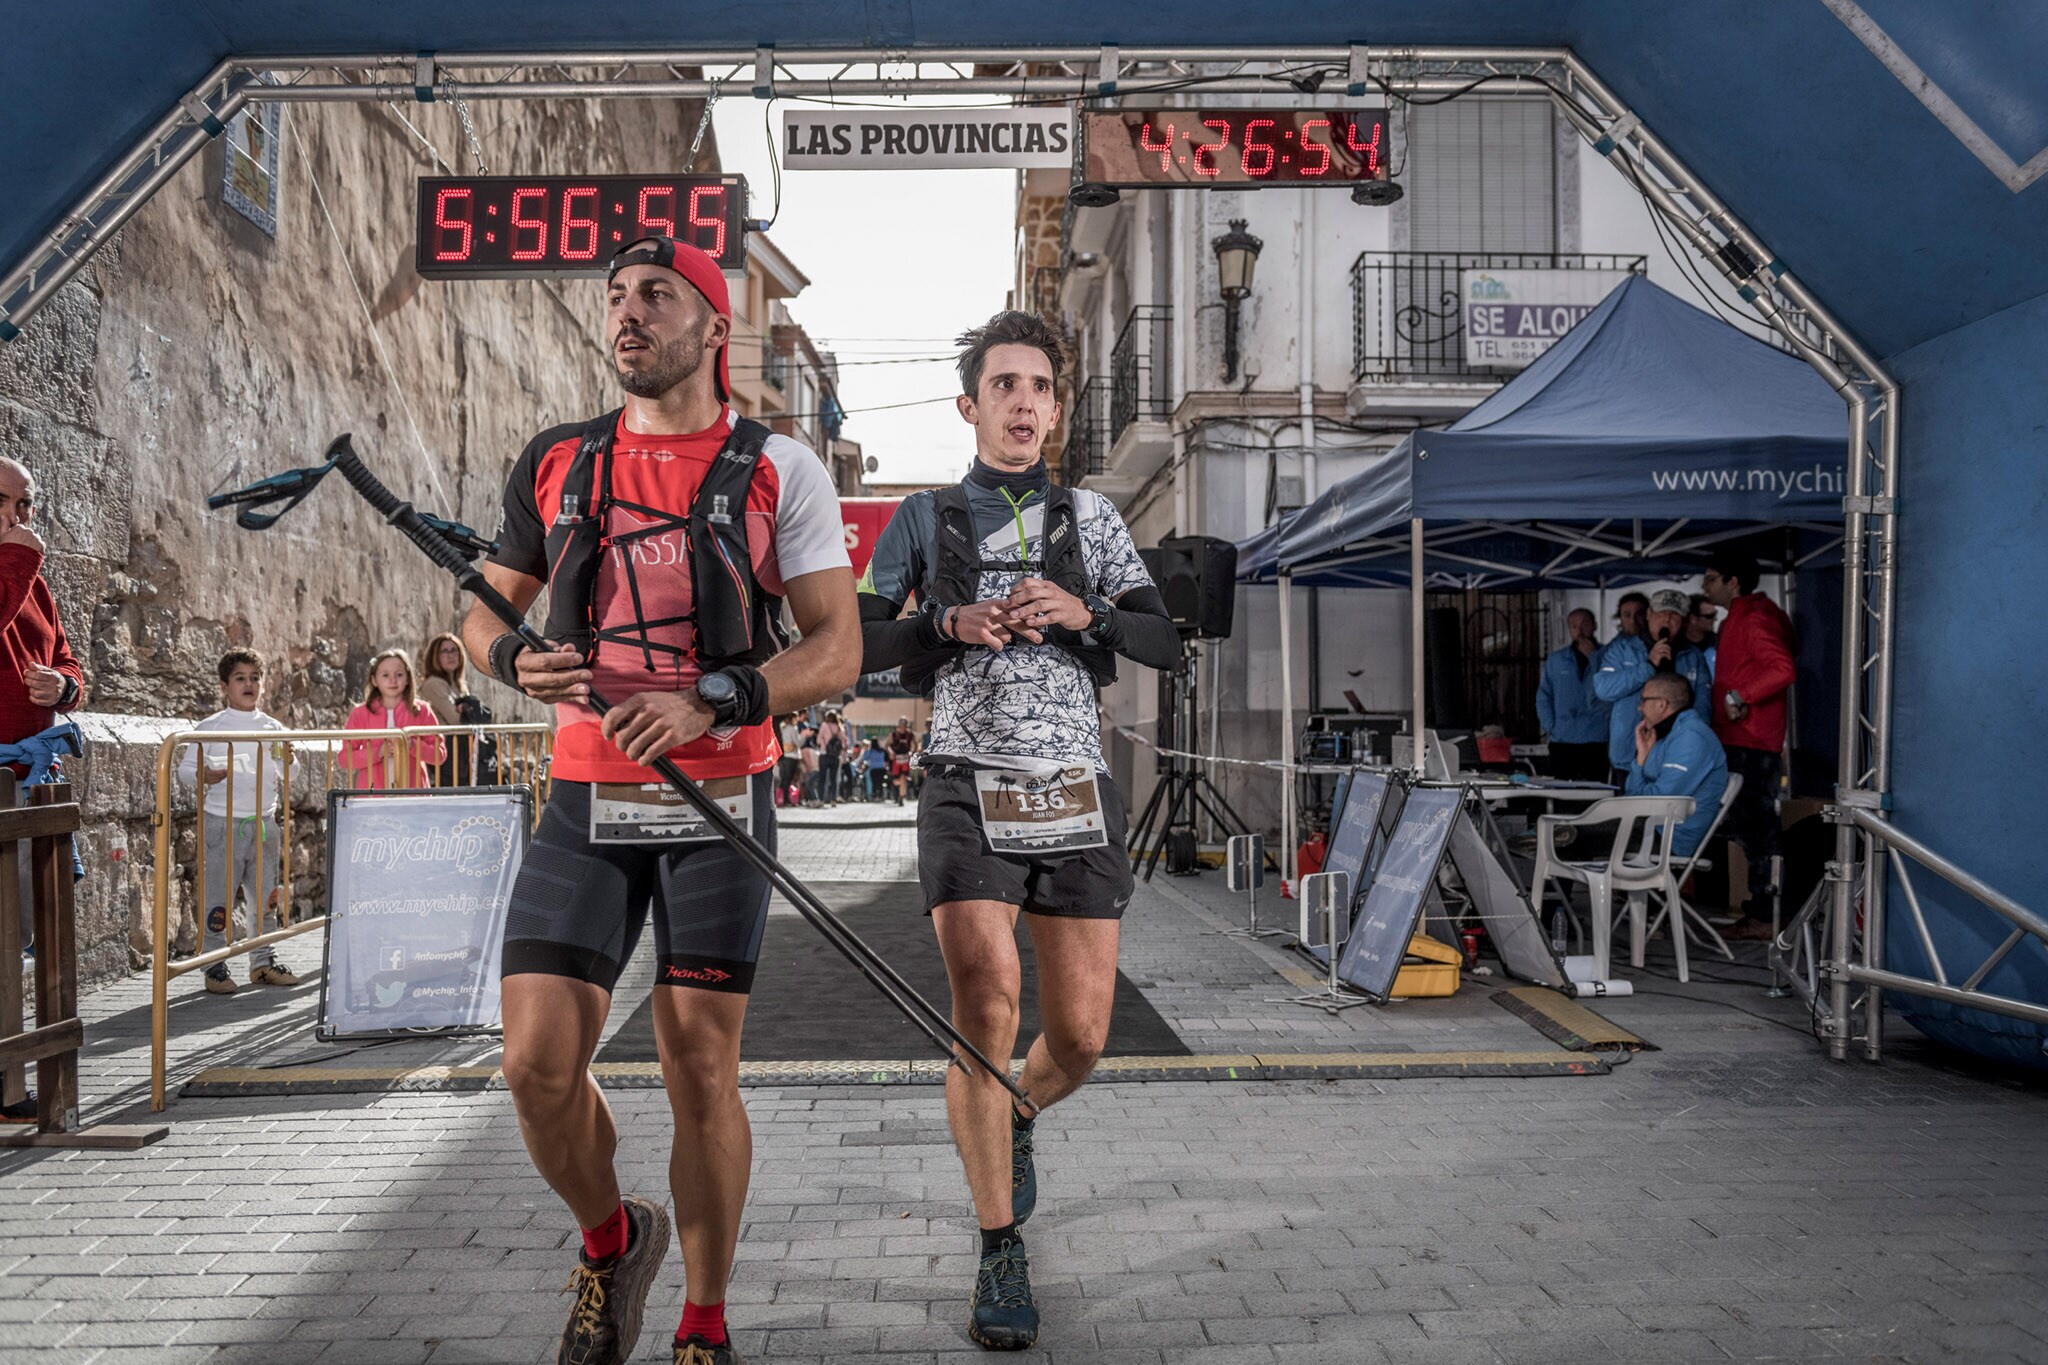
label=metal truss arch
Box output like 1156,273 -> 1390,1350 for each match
1,41 -> 1995,1064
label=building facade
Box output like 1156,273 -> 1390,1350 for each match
727,233 -> 857,490
1031,88 -> 1763,834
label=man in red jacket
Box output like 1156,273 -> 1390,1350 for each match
0,457 -> 85,1121
1702,548 -> 1794,939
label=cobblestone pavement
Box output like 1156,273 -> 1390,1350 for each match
7,823 -> 2048,1362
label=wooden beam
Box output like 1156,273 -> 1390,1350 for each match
0,1018 -> 82,1072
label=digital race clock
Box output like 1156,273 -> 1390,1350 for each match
1081,109 -> 1389,187
414,174 -> 747,279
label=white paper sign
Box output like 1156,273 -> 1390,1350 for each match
1461,268 -> 1633,369
782,109 -> 1074,170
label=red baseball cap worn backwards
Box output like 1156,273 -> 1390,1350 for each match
608,235 -> 732,401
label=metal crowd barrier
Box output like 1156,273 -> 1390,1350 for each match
1779,807 -> 2048,1063
148,721 -> 552,1110
0,774 -> 167,1147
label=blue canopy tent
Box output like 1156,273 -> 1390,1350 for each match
1249,275 -> 1849,590
1243,274 -> 1850,895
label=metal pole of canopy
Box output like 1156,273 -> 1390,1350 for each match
1411,518 -> 1426,777
1279,571 -> 1296,890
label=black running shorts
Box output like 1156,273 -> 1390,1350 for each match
915,765 -> 1134,919
501,775 -> 775,993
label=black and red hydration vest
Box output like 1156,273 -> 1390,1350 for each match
541,408 -> 787,672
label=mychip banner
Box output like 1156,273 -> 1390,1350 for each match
318,787 -> 531,1039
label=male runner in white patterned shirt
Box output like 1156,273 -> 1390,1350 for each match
859,311 -> 1183,1350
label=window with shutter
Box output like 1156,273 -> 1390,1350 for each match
1409,98 -> 1557,252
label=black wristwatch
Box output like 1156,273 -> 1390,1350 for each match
695,669 -> 743,727
1082,593 -> 1114,642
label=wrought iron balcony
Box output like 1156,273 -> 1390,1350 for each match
1350,252 -> 1647,381
1109,304 -> 1172,444
1059,376 -> 1110,486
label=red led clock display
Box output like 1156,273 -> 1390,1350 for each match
1082,109 -> 1389,187
414,174 -> 747,279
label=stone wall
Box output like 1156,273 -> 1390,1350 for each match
0,90 -> 704,986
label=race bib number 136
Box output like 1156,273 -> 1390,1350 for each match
974,764 -> 1108,853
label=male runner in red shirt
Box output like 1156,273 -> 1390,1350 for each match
463,237 -> 860,1365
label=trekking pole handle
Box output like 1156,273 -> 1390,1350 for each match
325,434 -> 481,582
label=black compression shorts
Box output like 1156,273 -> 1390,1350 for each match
915,765 -> 1134,919
501,775 -> 775,993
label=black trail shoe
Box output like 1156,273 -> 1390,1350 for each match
1011,1113 -> 1037,1226
673,1336 -> 745,1364
968,1234 -> 1039,1350
557,1196 -> 672,1365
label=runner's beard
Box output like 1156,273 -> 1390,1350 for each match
615,329 -> 707,398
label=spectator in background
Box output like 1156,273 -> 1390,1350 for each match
888,714 -> 919,806
816,709 -> 846,805
1536,608 -> 1610,781
176,649 -> 297,995
1702,548 -> 1797,939
776,713 -> 802,807
0,457 -> 83,1121
418,631 -> 470,786
1595,590 -> 1710,778
1625,672 -> 1729,861
799,723 -> 821,806
340,648 -> 445,789
1614,591 -> 1649,646
1686,593 -> 1720,663
418,632 -> 466,726
861,737 -> 890,801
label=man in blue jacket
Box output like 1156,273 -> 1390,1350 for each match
1536,608 -> 1610,780
1625,673 -> 1729,859
1594,589 -> 1711,776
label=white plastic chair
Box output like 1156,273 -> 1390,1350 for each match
1643,772 -> 1743,966
1532,796 -> 1695,983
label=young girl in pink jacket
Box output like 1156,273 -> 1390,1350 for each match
340,648 -> 446,789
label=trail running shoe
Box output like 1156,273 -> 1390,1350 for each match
968,1234 -> 1039,1350
1011,1114 -> 1037,1226
557,1195 -> 672,1365
672,1335 -> 745,1364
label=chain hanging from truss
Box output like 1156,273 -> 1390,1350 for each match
441,74 -> 488,175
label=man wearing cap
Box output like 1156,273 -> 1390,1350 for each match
462,236 -> 861,1365
1594,589 -> 1712,780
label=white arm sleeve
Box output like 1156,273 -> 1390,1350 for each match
765,436 -> 855,581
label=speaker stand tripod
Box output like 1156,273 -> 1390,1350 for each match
1126,655 -> 1269,883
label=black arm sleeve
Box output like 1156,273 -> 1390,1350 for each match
1046,584 -> 1183,670
859,593 -> 960,672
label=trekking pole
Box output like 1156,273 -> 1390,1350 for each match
212,435 -> 1028,1105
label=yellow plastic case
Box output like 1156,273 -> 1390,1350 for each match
1391,932 -> 1463,999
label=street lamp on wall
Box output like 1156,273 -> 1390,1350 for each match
1212,219 -> 1263,384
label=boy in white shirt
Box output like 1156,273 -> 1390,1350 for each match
176,649 -> 295,994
